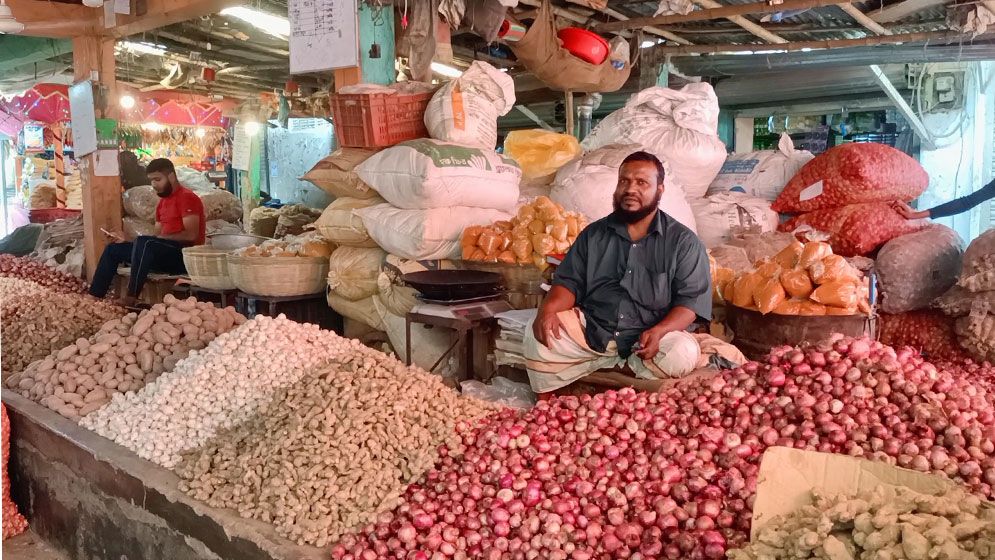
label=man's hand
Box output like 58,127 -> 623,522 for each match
635,326 -> 667,361
891,201 -> 929,220
533,310 -> 565,348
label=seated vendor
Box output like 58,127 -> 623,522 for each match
526,151 -> 712,393
88,158 -> 205,305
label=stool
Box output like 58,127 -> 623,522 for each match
405,312 -> 496,381
236,291 -> 343,334
115,267 -> 188,306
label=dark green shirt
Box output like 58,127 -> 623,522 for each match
552,210 -> 712,357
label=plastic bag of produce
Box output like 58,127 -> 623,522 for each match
809,254 -> 859,285
780,268 -> 814,299
314,196 -> 385,247
706,134 -> 814,201
274,204 -> 322,238
725,230 -> 798,265
959,229 -> 995,292
326,292 -> 386,331
798,241 -> 832,268
176,167 -> 214,192
425,61 -> 515,149
504,129 -> 581,180
772,142 -> 929,213
772,240 -> 804,269
460,378 -> 537,410
878,310 -> 966,360
198,190 -> 242,223
876,225 -> 963,314
689,193 -> 778,248
810,280 -> 858,309
731,272 -> 762,309
302,148 -> 380,199
780,202 -> 927,257
773,299 -> 803,315
122,185 -> 158,221
356,139 -> 521,211
753,275 -> 787,314
327,246 -> 386,301
248,207 -> 280,238
357,204 -> 512,261
797,301 -> 827,316
580,83 -> 727,198
2,404 -> 28,540
28,182 -> 56,209
551,144 -> 697,232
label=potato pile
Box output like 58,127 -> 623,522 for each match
0,254 -> 87,294
177,357 -> 497,547
1,285 -> 124,375
7,295 -> 244,420
728,485 -> 995,560
461,196 -> 587,270
234,232 -> 334,258
722,240 -> 872,316
81,315 -> 369,468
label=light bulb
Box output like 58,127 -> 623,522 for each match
195,127 -> 206,138
82,0 -> 104,7
119,94 -> 136,109
244,121 -> 261,136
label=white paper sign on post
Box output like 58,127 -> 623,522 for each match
68,81 -> 98,157
232,124 -> 251,172
289,0 -> 360,74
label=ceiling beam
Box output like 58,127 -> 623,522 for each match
869,64 -> 935,149
110,0 -> 241,38
7,0 -> 99,37
600,7 -> 693,45
653,29 -> 986,54
869,0 -> 949,23
595,0 -> 851,33
691,0 -> 787,43
0,37 -> 72,73
838,4 -> 893,35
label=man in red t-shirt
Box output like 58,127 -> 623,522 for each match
89,158 -> 206,305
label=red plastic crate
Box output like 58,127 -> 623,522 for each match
29,208 -> 81,224
331,91 -> 433,149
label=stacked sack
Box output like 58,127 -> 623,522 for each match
775,143 -> 929,256
874,224 -> 963,314
934,229 -> 995,362
723,240 -> 872,316
123,184 -> 242,238
504,129 -> 581,198
551,143 -> 697,232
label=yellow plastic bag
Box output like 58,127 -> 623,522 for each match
504,130 -> 582,179
810,280 -> 859,309
753,275 -> 787,315
773,240 -> 804,269
780,268 -> 814,299
732,272 -> 762,309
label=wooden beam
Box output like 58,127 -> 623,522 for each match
838,4 -> 893,35
600,7 -> 693,45
653,29 -> 985,54
595,0 -> 850,33
73,35 -> 123,281
8,0 -> 99,37
691,0 -> 787,43
869,0 -> 949,23
110,0 -> 240,38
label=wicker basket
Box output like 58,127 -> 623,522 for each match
228,255 -> 329,297
182,246 -> 236,290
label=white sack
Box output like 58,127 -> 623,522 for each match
425,61 -> 516,149
327,246 -> 387,301
356,139 -> 522,211
373,296 -> 456,373
358,204 -> 512,261
314,196 -> 385,247
326,292 -> 385,331
706,133 -> 815,201
581,83 -> 727,198
551,144 -> 697,233
689,192 -> 779,248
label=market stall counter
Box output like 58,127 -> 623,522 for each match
1,392 -> 325,560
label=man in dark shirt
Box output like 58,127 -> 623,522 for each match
525,151 -> 712,392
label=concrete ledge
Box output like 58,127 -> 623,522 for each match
2,392 -> 326,560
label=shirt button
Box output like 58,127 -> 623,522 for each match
627,269 -> 631,274
619,314 -> 624,319
614,332 -> 620,336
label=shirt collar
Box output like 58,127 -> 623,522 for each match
607,210 -> 666,241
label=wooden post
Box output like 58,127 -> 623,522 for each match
53,124 -> 66,208
564,91 -> 575,138
73,35 -> 122,281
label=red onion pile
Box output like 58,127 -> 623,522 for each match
333,336 -> 994,560
0,254 -> 87,294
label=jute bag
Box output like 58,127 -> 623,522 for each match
509,0 -> 630,93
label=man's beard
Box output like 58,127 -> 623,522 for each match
155,184 -> 174,198
613,191 -> 662,224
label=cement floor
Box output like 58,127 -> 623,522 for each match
3,530 -> 67,560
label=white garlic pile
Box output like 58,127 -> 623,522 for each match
81,315 -> 372,468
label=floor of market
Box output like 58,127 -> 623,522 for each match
4,530 -> 68,560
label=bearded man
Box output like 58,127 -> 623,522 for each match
525,151 -> 712,393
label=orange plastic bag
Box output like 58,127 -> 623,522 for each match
528,219 -> 546,235
732,272 -> 762,309
798,301 -> 828,316
517,204 -> 537,223
549,219 -> 569,241
809,254 -> 858,285
773,240 -> 804,269
755,260 -> 783,279
799,241 -> 832,268
535,196 -> 562,221
773,299 -> 804,315
478,230 -> 502,255
780,268 -> 814,299
532,233 -> 555,256
469,248 -> 487,261
462,245 -> 476,260
753,275 -> 787,315
512,238 -> 532,261
825,306 -> 855,316
462,226 -> 485,249
810,280 -> 859,308
498,250 -> 516,264
566,215 -> 581,237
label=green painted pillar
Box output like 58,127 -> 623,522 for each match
358,3 -> 395,85
717,109 -> 735,152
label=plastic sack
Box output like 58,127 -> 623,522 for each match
551,143 -> 697,232
809,254 -> 858,285
302,148 -> 380,199
373,297 -> 457,373
274,204 -> 322,238
314,196 -> 385,247
123,216 -> 156,239
797,301 -> 827,316
199,190 -> 242,223
504,130 -> 582,180
326,292 -> 386,331
772,142 -> 929,213
876,225 -> 963,314
809,280 -> 859,309
706,133 -> 814,201
460,378 -> 537,409
122,185 -> 158,221
878,310 -> 967,361
731,272 -> 762,309
581,83 -> 727,198
357,204 -> 512,261
176,167 -> 214,192
634,331 -> 702,379
773,299 -> 803,315
689,193 -> 778,249
798,241 -> 832,268
356,139 -> 521,212
425,61 -> 515,149
725,230 -> 798,265
934,284 -> 995,318
248,207 -> 280,238
780,202 -> 927,257
772,240 -> 804,270
753,275 -> 786,315
780,268 -> 814,299
327,246 -> 386,301
959,228 -> 995,292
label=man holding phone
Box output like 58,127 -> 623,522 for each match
88,158 -> 205,305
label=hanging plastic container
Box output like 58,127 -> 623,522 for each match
556,27 -> 610,65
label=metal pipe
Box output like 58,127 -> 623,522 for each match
577,93 -> 602,141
